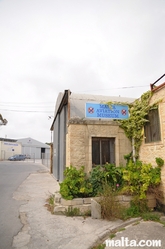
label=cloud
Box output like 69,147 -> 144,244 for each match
0,0 -> 165,142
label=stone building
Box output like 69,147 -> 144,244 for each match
50,90 -> 135,181
139,80 -> 165,204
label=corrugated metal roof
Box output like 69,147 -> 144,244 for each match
50,90 -> 136,129
70,92 -> 135,102
0,137 -> 17,142
17,137 -> 50,148
54,92 -> 64,115
69,92 -> 135,119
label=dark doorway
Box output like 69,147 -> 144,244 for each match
41,148 -> 45,159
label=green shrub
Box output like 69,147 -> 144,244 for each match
156,157 -> 164,167
122,160 -> 161,199
89,164 -> 124,196
59,166 -> 93,200
121,198 -> 149,220
88,165 -> 105,196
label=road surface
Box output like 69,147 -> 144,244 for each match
0,160 -> 46,249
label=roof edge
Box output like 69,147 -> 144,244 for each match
50,89 -> 71,131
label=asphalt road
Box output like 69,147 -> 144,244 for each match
0,161 -> 46,249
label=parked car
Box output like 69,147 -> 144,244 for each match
24,154 -> 31,159
8,154 -> 26,161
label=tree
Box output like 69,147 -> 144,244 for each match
0,114 -> 8,125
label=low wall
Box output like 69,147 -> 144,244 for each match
53,193 -> 156,217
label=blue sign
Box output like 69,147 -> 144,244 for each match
85,103 -> 129,119
4,142 -> 18,146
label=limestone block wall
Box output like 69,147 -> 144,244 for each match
139,86 -> 165,203
66,119 -> 132,173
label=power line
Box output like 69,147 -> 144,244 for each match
0,109 -> 54,113
0,84 -> 150,112
79,85 -> 149,92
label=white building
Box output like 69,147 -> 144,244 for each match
17,137 -> 50,159
0,138 -> 22,160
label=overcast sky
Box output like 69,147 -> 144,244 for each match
0,0 -> 165,143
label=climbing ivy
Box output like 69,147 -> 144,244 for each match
119,91 -> 152,159
107,90 -> 161,159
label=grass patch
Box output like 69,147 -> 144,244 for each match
64,206 -> 80,216
142,212 -> 161,221
92,244 -> 106,249
117,227 -> 126,232
64,206 -> 91,217
44,194 -> 55,214
109,233 -> 116,239
132,221 -> 140,226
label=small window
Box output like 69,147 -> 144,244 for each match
92,137 -> 115,167
144,109 -> 161,143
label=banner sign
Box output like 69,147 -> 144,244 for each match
85,103 -> 129,119
4,142 -> 18,146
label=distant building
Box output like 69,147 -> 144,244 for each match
50,90 -> 135,181
17,137 -> 50,159
0,138 -> 22,160
0,137 -> 50,161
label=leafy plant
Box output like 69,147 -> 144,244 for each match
121,159 -> 161,212
89,164 -> 124,196
156,157 -> 164,167
88,165 -> 106,196
118,91 -> 161,159
124,152 -> 133,165
122,160 -> 161,199
59,166 -> 93,200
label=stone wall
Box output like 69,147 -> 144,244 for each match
139,86 -> 165,203
54,193 -> 156,217
66,119 -> 132,173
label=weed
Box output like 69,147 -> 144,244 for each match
99,184 -> 126,220
92,244 -> 105,249
82,209 -> 91,218
64,206 -> 91,217
49,194 -> 55,205
64,206 -> 80,216
45,194 -> 55,214
109,233 -> 116,239
132,221 -> 140,226
142,212 -> 161,222
117,227 -> 125,232
159,221 -> 165,227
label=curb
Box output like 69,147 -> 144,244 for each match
88,217 -> 142,249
